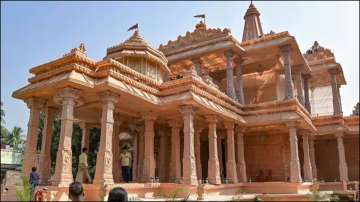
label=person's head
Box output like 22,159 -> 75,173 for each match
107,187 -> 128,202
69,182 -> 84,201
32,167 -> 37,172
122,145 -> 128,152
82,147 -> 88,153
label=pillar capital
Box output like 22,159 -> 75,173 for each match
328,68 -> 339,76
195,126 -> 205,134
25,97 -> 46,110
335,132 -> 344,139
141,112 -> 157,121
280,44 -> 292,55
224,50 -> 233,59
302,73 -> 312,80
54,87 -> 82,106
180,105 -> 196,116
205,114 -> 218,123
224,121 -> 235,130
98,91 -> 119,104
235,126 -> 246,134
169,120 -> 182,128
286,121 -> 297,128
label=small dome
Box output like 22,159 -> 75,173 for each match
105,31 -> 170,82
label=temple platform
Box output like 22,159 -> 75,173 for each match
33,182 -> 316,201
2,180 -> 358,201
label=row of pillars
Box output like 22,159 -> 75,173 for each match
201,45 -> 342,116
23,91 -> 348,187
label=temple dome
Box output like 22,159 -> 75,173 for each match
105,31 -> 170,82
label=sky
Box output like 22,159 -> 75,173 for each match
1,1 -> 359,133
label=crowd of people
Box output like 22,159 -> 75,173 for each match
30,145 -> 133,201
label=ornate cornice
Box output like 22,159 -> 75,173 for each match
159,26 -> 231,55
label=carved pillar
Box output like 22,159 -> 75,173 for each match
112,123 -> 121,183
142,113 -> 156,182
180,105 -> 198,185
293,71 -> 304,105
52,88 -> 80,186
79,122 -> 90,150
169,120 -> 182,182
132,130 -> 138,181
224,122 -> 238,183
206,115 -> 221,184
23,98 -> 43,176
137,125 -> 145,182
303,74 -> 311,113
336,132 -> 348,181
192,58 -> 202,76
217,135 -> 224,179
280,45 -> 294,99
329,69 -> 342,115
309,136 -> 317,180
195,127 -> 204,180
236,128 -> 247,182
287,122 -> 302,183
93,91 -> 119,185
235,61 -> 245,104
39,106 -> 56,184
302,134 -> 313,181
225,50 -> 236,99
158,130 -> 167,182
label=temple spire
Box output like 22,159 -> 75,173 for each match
242,2 -> 264,41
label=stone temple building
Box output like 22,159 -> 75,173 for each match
9,2 -> 359,201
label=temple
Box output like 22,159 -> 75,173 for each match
9,2 -> 359,201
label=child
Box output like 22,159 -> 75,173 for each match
29,167 -> 40,195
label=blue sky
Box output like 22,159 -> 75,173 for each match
1,1 -> 359,133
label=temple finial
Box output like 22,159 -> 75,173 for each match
242,1 -> 264,41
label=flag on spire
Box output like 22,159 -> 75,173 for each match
128,23 -> 139,31
194,14 -> 206,23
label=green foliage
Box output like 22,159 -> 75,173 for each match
88,128 -> 100,178
71,124 -> 83,177
308,190 -> 331,201
15,176 -> 32,202
8,127 -> 25,151
1,102 -> 25,152
254,196 -> 262,202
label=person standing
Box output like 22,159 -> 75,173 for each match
119,146 -> 132,183
76,148 -> 91,184
29,167 -> 40,196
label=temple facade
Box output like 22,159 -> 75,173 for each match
12,2 -> 359,195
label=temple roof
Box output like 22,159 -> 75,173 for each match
106,31 -> 170,73
304,41 -> 346,86
242,2 -> 264,42
304,41 -> 335,63
159,21 -> 236,56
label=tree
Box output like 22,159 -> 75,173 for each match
352,102 -> 359,116
1,101 -> 9,145
8,127 -> 24,151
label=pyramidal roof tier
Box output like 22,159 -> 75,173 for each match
242,2 -> 264,42
105,30 -> 169,73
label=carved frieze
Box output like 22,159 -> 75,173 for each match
304,41 -> 335,62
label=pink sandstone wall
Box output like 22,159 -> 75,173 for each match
244,134 -> 289,182
344,137 -> 359,181
315,139 -> 340,182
